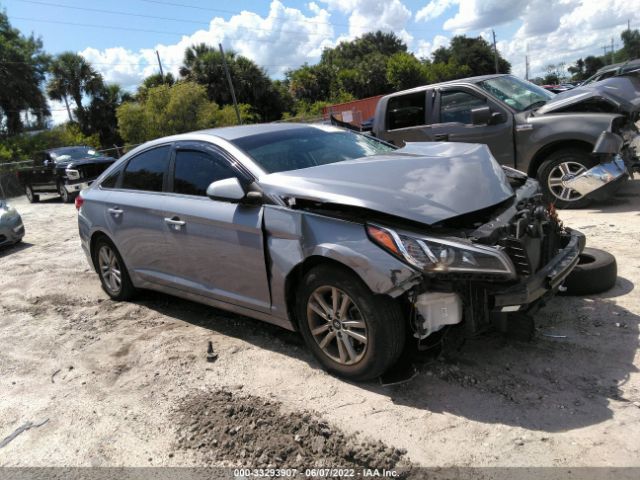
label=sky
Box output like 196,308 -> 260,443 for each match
2,0 -> 639,124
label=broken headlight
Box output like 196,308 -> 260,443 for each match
367,224 -> 515,277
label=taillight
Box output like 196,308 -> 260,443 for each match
75,194 -> 84,211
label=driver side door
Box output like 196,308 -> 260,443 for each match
430,87 -> 515,166
163,141 -> 271,313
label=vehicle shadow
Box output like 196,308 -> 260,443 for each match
0,241 -> 33,258
134,286 -> 639,433
575,179 -> 640,215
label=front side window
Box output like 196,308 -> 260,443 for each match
173,149 -> 238,196
386,92 -> 426,130
121,146 -> 170,192
439,90 -> 486,124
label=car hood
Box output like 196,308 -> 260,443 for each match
258,142 -> 515,226
537,75 -> 640,115
56,156 -> 116,169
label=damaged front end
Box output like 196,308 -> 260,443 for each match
366,176 -> 584,345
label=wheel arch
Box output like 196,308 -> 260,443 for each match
88,230 -> 114,272
527,140 -> 594,178
284,256 -> 371,331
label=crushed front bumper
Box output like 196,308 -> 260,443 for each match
492,227 -> 585,311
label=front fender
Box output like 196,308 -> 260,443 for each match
263,206 -> 420,322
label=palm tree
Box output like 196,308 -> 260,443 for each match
47,52 -> 103,131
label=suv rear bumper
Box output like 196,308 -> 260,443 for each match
492,227 -> 585,310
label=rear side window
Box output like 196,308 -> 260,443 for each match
121,146 -> 170,192
100,169 -> 121,189
173,149 -> 238,196
439,90 -> 485,124
386,92 -> 426,130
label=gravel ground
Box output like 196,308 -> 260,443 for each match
0,181 -> 639,470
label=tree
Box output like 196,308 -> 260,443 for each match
321,31 -> 406,68
621,28 -> 640,60
584,55 -> 605,78
0,12 -> 50,136
137,72 -> 175,99
179,44 -> 284,121
424,59 -> 472,83
87,84 -> 131,147
116,82 -> 221,144
568,58 -> 585,81
432,35 -> 510,76
47,52 -> 104,133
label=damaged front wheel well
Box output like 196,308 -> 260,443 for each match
528,140 -> 593,178
284,256 -> 373,331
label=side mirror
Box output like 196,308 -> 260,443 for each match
206,177 -> 246,202
471,106 -> 491,125
592,131 -> 623,155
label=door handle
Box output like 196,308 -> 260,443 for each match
434,134 -> 449,141
164,217 -> 186,230
108,207 -> 123,217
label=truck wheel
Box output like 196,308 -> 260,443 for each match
537,149 -> 598,209
561,247 -> 617,296
25,185 -> 39,203
58,182 -> 73,203
296,264 -> 405,381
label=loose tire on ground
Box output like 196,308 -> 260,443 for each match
562,247 -> 617,296
94,237 -> 136,301
537,148 -> 598,209
296,264 -> 405,381
25,185 -> 39,203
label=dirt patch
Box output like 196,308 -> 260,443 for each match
175,388 -> 411,472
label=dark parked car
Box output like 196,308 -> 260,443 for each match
372,74 -> 637,208
78,124 -> 594,380
18,146 -> 116,203
0,199 -> 25,247
581,59 -> 640,85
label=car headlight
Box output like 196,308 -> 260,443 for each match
366,224 -> 515,276
66,169 -> 80,180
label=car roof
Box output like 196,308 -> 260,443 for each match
46,145 -> 91,153
193,123 -> 323,141
595,59 -> 640,74
380,74 -> 506,98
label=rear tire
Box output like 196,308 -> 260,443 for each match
94,237 -> 136,301
25,185 -> 39,203
537,149 -> 598,209
296,264 -> 405,381
562,247 -> 617,296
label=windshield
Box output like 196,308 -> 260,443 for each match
50,146 -> 99,162
478,75 -> 555,112
231,126 -> 396,174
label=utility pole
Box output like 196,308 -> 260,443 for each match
218,43 -> 241,125
62,95 -> 72,122
155,50 -> 165,82
492,29 -> 499,73
525,42 -> 530,81
611,37 -> 615,65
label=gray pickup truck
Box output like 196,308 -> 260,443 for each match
371,74 -> 639,208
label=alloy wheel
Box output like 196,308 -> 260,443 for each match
25,186 -> 33,202
98,245 -> 122,295
306,286 -> 368,366
58,183 -> 69,203
547,161 -> 588,202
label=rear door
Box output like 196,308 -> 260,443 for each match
105,144 -> 175,284
163,142 -> 271,313
430,87 -> 515,166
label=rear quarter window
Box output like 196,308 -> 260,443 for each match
386,92 -> 426,130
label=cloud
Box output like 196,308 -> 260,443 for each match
79,0 -> 335,91
415,0 -> 458,23
414,34 -> 450,59
320,0 -> 413,43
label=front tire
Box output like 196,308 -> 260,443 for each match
296,264 -> 405,381
58,182 -> 73,203
25,185 -> 39,203
95,237 -> 136,301
537,149 -> 598,209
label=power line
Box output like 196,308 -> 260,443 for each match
8,0 -> 337,37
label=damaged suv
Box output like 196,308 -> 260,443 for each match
78,124 -> 591,380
